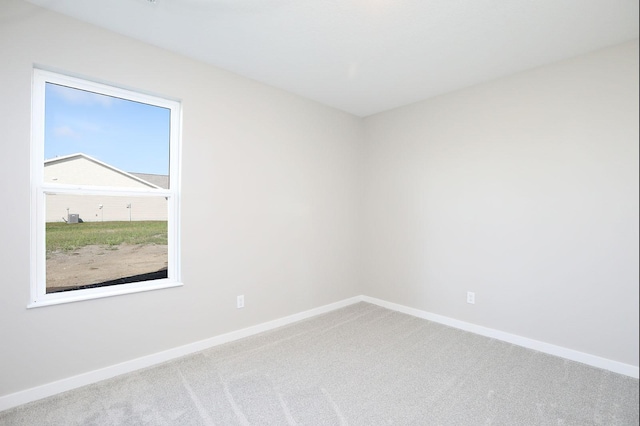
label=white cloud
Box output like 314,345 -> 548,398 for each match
53,125 -> 81,139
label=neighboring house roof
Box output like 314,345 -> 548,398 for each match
129,173 -> 169,190
44,153 -> 164,189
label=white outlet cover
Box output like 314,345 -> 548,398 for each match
467,292 -> 475,304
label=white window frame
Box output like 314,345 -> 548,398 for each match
29,69 -> 182,308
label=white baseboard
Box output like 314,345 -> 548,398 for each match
360,295 -> 639,379
0,296 -> 361,412
2,294 -> 637,412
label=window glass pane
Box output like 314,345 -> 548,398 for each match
31,70 -> 181,307
44,83 -> 170,188
45,194 -> 168,293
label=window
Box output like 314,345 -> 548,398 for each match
30,69 -> 182,307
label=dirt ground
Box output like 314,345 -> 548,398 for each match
46,244 -> 168,290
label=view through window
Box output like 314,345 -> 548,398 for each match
31,70 -> 181,306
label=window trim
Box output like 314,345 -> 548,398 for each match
29,68 -> 182,308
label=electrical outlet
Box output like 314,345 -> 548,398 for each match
467,291 -> 475,304
237,295 -> 245,309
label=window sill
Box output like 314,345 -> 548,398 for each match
27,280 -> 183,308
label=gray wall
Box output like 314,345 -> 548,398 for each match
0,0 -> 364,396
362,40 -> 639,366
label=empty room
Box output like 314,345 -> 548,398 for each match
0,0 -> 638,424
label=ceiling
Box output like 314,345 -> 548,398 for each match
25,0 -> 639,117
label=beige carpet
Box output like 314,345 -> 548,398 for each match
1,302 -> 638,425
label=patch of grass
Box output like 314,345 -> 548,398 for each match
46,221 -> 167,254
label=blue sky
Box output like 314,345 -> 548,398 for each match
44,83 -> 170,175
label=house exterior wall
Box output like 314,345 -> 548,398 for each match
46,194 -> 167,223
44,156 -> 167,222
44,156 -> 155,188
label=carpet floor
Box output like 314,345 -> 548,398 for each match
1,302 -> 638,425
